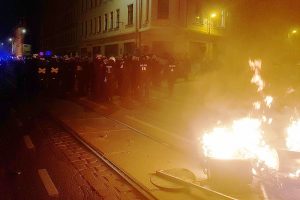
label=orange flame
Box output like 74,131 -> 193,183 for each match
286,120 -> 300,152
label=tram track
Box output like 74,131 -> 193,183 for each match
45,99 -> 241,200
40,116 -> 147,200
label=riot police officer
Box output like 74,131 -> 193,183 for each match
166,57 -> 178,97
104,57 -> 115,102
48,55 -> 61,96
137,55 -> 151,99
36,56 -> 49,93
131,55 -> 139,97
118,55 -> 131,99
93,54 -> 105,99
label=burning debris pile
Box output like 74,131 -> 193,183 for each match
200,59 -> 300,195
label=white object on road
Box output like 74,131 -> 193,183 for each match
38,169 -> 59,197
23,135 -> 35,149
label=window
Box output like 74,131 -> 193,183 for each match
96,0 -> 102,6
98,16 -> 101,32
110,11 -> 114,30
81,0 -> 84,12
146,0 -> 150,21
90,19 -> 93,35
128,4 -> 133,25
85,21 -> 88,37
157,0 -> 169,19
104,13 -> 108,31
116,9 -> 120,29
94,17 -> 97,34
221,10 -> 226,28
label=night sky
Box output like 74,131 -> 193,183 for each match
0,0 -> 39,48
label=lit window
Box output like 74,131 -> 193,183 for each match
157,0 -> 169,19
128,4 -> 133,25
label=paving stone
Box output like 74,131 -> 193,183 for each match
74,163 -> 88,171
72,160 -> 86,165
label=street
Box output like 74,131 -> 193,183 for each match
1,59 -> 300,200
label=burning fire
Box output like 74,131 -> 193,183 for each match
289,169 -> 300,178
249,59 -> 264,92
201,59 -> 279,171
286,120 -> 300,152
202,118 -> 279,170
285,119 -> 300,179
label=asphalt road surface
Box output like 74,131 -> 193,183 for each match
0,103 -> 144,200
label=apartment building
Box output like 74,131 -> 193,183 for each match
40,0 -> 227,60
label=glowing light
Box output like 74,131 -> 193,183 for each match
8,38 -> 13,42
286,87 -> 295,94
289,169 -> 300,178
210,13 -> 217,18
201,59 -> 280,171
202,118 -> 279,170
286,120 -> 300,152
22,29 -> 27,34
264,96 -> 273,108
292,29 -> 297,34
249,59 -> 265,92
253,101 -> 261,110
45,50 -> 52,56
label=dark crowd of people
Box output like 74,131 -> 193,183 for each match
0,53 -> 192,102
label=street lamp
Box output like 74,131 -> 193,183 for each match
288,29 -> 298,39
8,37 -> 14,54
208,12 -> 217,35
210,13 -> 217,19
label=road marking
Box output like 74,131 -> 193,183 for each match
23,135 -> 35,149
126,115 -> 191,144
38,169 -> 59,197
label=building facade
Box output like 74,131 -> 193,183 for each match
40,0 -> 227,60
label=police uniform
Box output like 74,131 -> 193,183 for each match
48,56 -> 61,95
36,57 -> 49,92
75,57 -> 84,96
104,57 -> 115,102
61,55 -> 76,95
137,56 -> 150,99
131,56 -> 139,96
93,55 -> 105,99
167,58 -> 177,97
119,56 -> 132,98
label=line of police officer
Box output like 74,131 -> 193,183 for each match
8,53 -> 189,101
